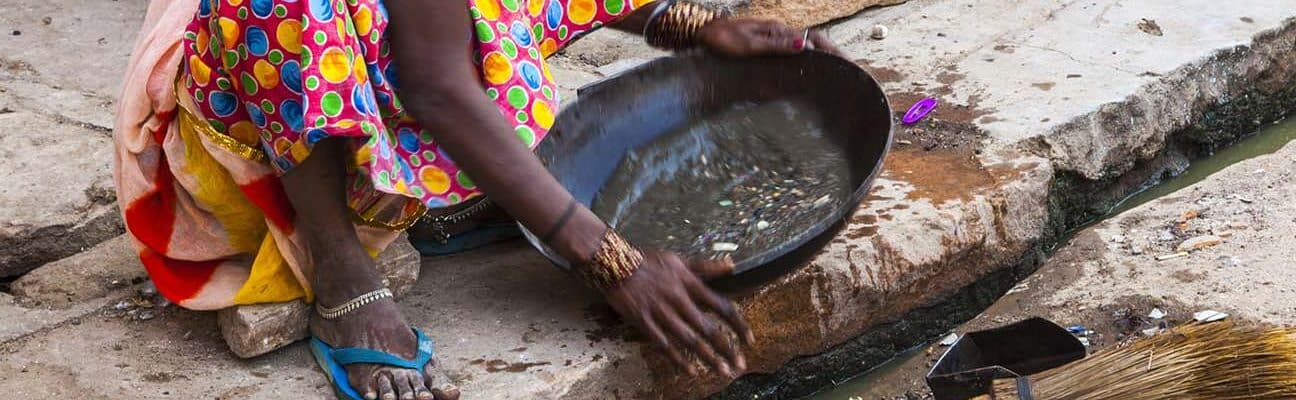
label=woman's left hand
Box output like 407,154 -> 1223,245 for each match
697,18 -> 843,57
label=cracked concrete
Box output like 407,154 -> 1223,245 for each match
2,0 -> 1295,399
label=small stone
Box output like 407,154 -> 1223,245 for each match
137,310 -> 156,321
1148,308 -> 1166,320
138,282 -> 158,296
1217,255 -> 1242,268
114,300 -> 132,311
1177,209 -> 1200,223
756,220 -> 771,230
1193,310 -> 1228,323
712,242 -> 739,252
718,200 -> 734,207
41,16 -> 51,25
1142,328 -> 1160,337
1110,234 -> 1126,243
1157,230 -> 1177,242
10,30 -> 20,36
870,25 -> 889,40
813,195 -> 832,207
1176,235 -> 1222,252
938,333 -> 958,346
1137,18 -> 1163,36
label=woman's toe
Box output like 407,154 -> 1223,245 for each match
378,373 -> 397,400
432,385 -> 461,400
395,372 -> 417,400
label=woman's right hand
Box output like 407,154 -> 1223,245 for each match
603,250 -> 754,377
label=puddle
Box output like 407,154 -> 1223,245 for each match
800,116 -> 1296,399
1107,116 -> 1296,215
804,345 -> 928,399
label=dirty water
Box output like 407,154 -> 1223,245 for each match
592,100 -> 851,261
1108,116 -> 1296,216
802,116 -> 1296,399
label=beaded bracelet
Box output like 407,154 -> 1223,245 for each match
575,229 -> 644,291
643,0 -> 723,50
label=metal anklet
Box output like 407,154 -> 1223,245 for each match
316,288 -> 393,320
421,198 -> 494,244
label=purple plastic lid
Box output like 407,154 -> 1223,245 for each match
902,97 -> 938,125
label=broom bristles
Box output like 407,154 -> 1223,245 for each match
992,323 -> 1296,400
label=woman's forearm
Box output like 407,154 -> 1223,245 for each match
386,0 -> 606,263
407,84 -> 606,262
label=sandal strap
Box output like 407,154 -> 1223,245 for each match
330,329 -> 435,371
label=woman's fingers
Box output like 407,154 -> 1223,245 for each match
688,256 -> 735,280
734,20 -> 800,55
673,285 -> 746,373
809,30 -> 844,56
687,279 -> 755,345
641,309 -> 695,374
657,303 -> 733,377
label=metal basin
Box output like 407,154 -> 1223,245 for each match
521,51 -> 893,274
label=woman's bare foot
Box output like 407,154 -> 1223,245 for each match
280,138 -> 459,400
311,279 -> 459,399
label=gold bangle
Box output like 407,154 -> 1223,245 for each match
645,0 -> 721,50
575,230 -> 643,291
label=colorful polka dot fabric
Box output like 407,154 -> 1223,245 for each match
181,0 -> 651,212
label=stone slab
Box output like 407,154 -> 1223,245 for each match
216,236 -> 422,358
848,139 -> 1296,400
0,306 -> 327,400
0,110 -> 119,277
0,292 -> 108,344
0,0 -> 144,98
10,235 -> 145,308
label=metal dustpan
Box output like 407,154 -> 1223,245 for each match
926,317 -> 1086,400
519,51 -> 894,274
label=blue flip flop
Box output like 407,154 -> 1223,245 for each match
309,329 -> 435,400
410,222 -> 520,257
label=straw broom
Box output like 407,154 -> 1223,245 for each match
986,322 -> 1296,400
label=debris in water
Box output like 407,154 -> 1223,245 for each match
870,24 -> 889,40
1176,235 -> 1222,252
1148,308 -> 1166,320
592,100 -> 848,260
1066,325 -> 1088,335
813,195 -> 832,207
1155,252 -> 1188,261
939,333 -> 959,346
1078,337 -> 1091,347
1193,310 -> 1228,323
712,242 -> 739,252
